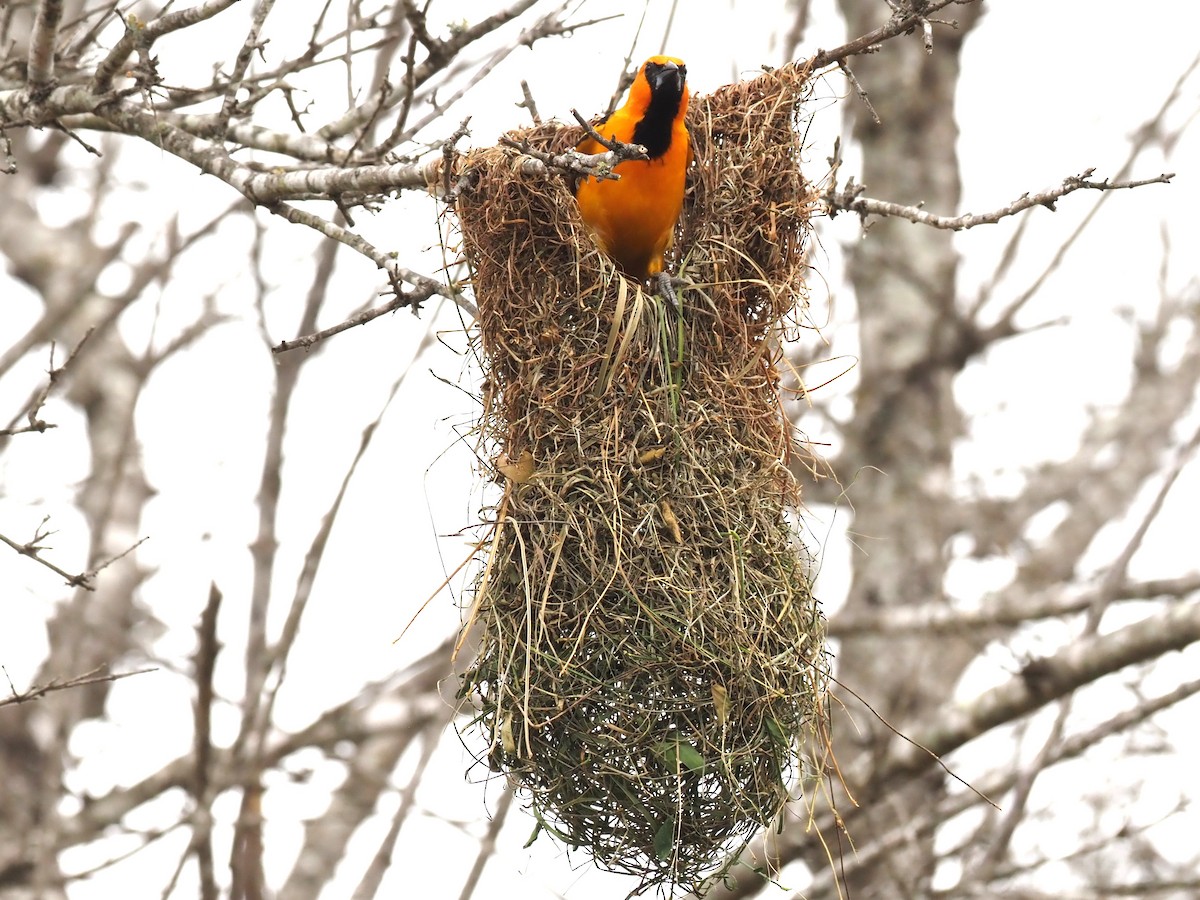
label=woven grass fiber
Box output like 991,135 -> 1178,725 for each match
455,61 -> 828,895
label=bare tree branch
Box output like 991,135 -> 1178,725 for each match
349,726 -> 443,900
903,601 -> 1200,772
809,0 -> 979,69
825,168 -> 1175,230
497,137 -> 641,182
455,786 -> 515,900
967,50 -> 1200,323
191,583 -> 223,900
25,0 -> 64,91
93,0 -> 243,93
971,289 -> 1200,589
800,673 -> 1200,900
216,0 -> 278,134
829,574 -> 1200,636
315,0 -> 544,141
709,606 -> 1200,900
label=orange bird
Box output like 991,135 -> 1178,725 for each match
574,56 -> 690,297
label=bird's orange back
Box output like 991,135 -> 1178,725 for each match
574,56 -> 690,282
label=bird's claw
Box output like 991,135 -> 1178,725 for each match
655,271 -> 681,318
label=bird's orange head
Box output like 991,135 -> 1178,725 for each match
625,56 -> 689,131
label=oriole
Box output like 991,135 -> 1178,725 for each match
574,56 -> 690,295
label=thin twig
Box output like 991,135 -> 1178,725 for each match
0,520 -> 93,589
827,672 -> 1000,809
263,201 -> 474,316
838,60 -> 880,124
0,666 -> 157,709
441,117 -> 471,202
259,324 -> 436,727
517,79 -> 541,124
216,0 -> 278,134
572,107 -> 638,154
1,328 -> 93,437
87,536 -> 150,583
273,291 -> 466,352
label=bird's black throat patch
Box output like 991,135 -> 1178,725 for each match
633,64 -> 686,159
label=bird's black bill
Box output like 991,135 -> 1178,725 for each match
646,61 -> 686,97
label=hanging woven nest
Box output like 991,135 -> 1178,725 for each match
454,61 -> 827,895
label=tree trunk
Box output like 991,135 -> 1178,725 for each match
826,1 -> 983,896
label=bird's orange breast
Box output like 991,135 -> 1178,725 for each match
575,140 -> 689,280
573,56 -> 690,282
